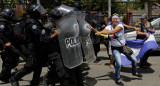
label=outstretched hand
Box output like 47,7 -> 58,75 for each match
5,42 -> 11,47
54,29 -> 59,35
134,27 -> 140,31
95,31 -> 101,36
50,29 -> 59,39
88,24 -> 91,28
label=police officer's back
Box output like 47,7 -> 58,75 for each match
0,8 -> 19,83
0,8 -> 15,45
10,4 -> 47,86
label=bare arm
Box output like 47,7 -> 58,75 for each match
89,24 -> 98,33
146,22 -> 155,33
136,27 -> 150,38
96,26 -> 122,35
150,28 -> 155,33
96,28 -> 108,35
50,30 -> 58,38
124,24 -> 137,30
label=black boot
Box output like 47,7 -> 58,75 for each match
10,68 -> 32,86
9,77 -> 19,86
78,82 -> 89,86
10,81 -> 19,86
30,68 -> 42,86
30,80 -> 39,86
44,82 -> 49,86
43,75 -> 55,86
0,75 -> 9,83
0,66 -> 11,83
43,76 -> 49,86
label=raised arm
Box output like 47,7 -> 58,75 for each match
95,26 -> 122,35
50,29 -> 59,38
123,24 -> 138,30
89,24 -> 98,33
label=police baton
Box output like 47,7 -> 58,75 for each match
10,45 -> 26,61
0,39 -> 26,61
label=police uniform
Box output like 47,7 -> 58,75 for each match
90,24 -> 101,57
0,13 -> 19,83
42,20 -> 70,85
10,4 -> 48,86
71,2 -> 89,86
91,21 -> 106,59
10,16 -> 45,86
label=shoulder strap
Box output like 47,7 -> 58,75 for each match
149,22 -> 153,29
110,25 -> 123,45
116,38 -> 123,45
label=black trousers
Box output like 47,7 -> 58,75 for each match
140,49 -> 152,66
11,45 -> 45,85
69,65 -> 84,86
93,43 -> 100,57
0,47 -> 19,81
45,51 -> 70,86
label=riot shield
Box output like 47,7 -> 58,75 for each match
56,15 -> 83,69
73,11 -> 85,21
58,4 -> 75,16
75,12 -> 96,62
35,4 -> 47,15
79,19 -> 96,62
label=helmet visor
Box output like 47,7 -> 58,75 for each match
35,4 -> 47,15
58,4 -> 75,15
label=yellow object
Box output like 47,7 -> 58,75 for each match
17,6 -> 23,18
23,5 -> 26,14
16,5 -> 27,19
100,34 -> 108,38
104,17 -> 108,22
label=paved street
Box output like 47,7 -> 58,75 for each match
0,44 -> 160,86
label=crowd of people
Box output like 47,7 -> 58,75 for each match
0,1 -> 157,86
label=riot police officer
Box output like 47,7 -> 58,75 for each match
10,4 -> 47,86
72,2 -> 89,86
43,4 -> 88,86
91,11 -> 106,62
42,6 -> 71,86
0,8 -> 19,83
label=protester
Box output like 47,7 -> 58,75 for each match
95,15 -> 142,85
136,13 -> 155,69
104,13 -> 138,68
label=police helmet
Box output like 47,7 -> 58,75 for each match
0,8 -> 15,20
93,11 -> 105,25
27,4 -> 47,18
50,4 -> 75,20
50,6 -> 62,20
73,1 -> 83,10
97,11 -> 104,17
